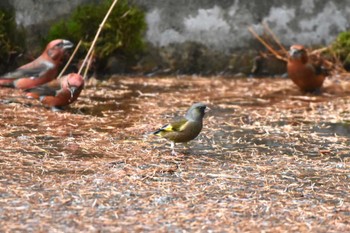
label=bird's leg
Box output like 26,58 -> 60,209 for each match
183,142 -> 192,155
310,88 -> 322,95
170,142 -> 177,156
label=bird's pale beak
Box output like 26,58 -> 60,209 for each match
69,86 -> 77,99
62,40 -> 74,49
289,49 -> 300,58
205,107 -> 211,113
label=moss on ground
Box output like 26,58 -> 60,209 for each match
332,31 -> 350,70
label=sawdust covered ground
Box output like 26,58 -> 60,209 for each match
0,75 -> 349,232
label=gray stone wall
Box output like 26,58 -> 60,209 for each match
138,0 -> 350,50
2,0 -> 350,74
4,0 -> 99,27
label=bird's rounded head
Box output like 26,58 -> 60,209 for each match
289,44 -> 308,62
185,102 -> 208,121
46,39 -> 74,50
45,39 -> 74,61
66,73 -> 84,87
64,73 -> 84,101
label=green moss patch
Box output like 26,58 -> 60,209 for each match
0,8 -> 25,73
45,0 -> 146,74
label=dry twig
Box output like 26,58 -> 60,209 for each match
57,40 -> 82,79
248,26 -> 287,62
78,0 -> 119,76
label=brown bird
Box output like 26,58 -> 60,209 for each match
25,73 -> 84,111
287,44 -> 330,93
0,39 -> 73,89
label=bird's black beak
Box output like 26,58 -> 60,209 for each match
62,40 -> 74,50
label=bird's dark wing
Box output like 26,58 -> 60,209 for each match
1,63 -> 52,80
314,64 -> 330,76
25,79 -> 60,97
308,54 -> 332,76
305,62 -> 330,77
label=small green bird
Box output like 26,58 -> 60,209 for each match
153,103 -> 208,155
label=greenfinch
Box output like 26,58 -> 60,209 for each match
153,102 -> 208,155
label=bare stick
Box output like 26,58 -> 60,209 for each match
248,26 -> 288,62
83,50 -> 95,80
262,22 -> 288,55
310,47 -> 346,73
78,0 -> 119,75
329,49 -> 347,73
57,40 -> 82,79
309,47 -> 331,55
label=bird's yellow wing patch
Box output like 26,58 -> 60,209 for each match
155,118 -> 188,135
169,119 -> 188,132
162,124 -> 174,132
178,121 -> 189,131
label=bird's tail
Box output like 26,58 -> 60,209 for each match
152,129 -> 163,136
0,79 -> 14,87
142,129 -> 163,142
152,123 -> 171,136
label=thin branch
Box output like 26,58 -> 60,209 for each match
309,47 -> 329,55
57,40 -> 82,79
248,26 -> 287,62
78,0 -> 119,75
262,22 -> 288,56
83,50 -> 95,80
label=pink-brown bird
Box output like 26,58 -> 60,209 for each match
0,39 -> 74,89
25,73 -> 84,111
287,44 -> 330,93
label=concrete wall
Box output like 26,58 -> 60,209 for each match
2,0 -> 350,74
3,0 -> 99,27
138,0 -> 350,50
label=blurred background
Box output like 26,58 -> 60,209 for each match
1,0 -> 350,76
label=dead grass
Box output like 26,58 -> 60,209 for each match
0,75 -> 350,232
